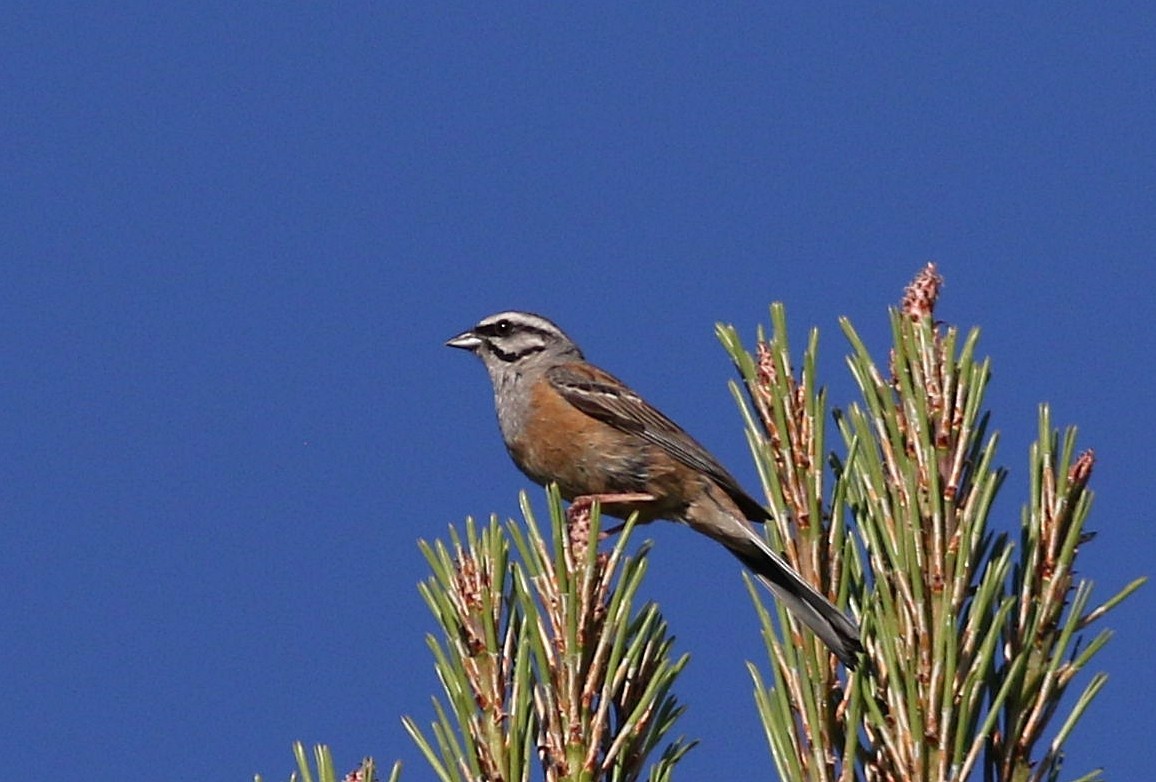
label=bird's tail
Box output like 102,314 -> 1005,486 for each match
734,544 -> 863,669
687,490 -> 863,668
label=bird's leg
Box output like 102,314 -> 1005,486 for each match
566,492 -> 656,524
565,493 -> 657,542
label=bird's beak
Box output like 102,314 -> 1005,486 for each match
445,330 -> 483,351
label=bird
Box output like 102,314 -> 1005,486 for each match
446,310 -> 862,668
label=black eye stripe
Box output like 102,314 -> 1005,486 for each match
467,313 -> 584,363
476,321 -> 554,340
475,320 -> 510,338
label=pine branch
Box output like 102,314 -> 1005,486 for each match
718,307 -> 858,782
717,263 -> 1145,781
404,490 -> 694,782
253,742 -> 400,782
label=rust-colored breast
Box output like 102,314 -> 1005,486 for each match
506,377 -> 695,521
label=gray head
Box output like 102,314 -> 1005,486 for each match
445,311 -> 584,374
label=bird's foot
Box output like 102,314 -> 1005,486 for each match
565,493 -> 656,548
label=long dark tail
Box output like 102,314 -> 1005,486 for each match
734,541 -> 863,668
687,490 -> 862,668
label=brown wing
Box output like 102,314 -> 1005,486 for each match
546,363 -> 771,521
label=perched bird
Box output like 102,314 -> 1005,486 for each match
446,310 -> 862,667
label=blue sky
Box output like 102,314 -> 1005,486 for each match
4,4 -> 1154,780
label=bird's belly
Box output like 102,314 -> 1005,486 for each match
507,426 -> 650,499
